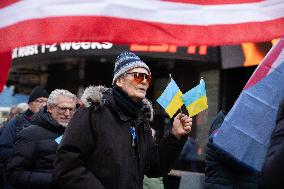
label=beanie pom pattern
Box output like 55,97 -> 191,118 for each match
112,51 -> 150,85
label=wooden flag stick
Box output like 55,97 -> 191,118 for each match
179,107 -> 183,114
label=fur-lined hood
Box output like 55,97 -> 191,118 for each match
81,86 -> 154,121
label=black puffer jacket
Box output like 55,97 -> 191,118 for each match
55,86 -> 185,189
7,107 -> 65,189
205,111 -> 259,189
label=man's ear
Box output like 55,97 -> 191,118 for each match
47,106 -> 52,114
116,77 -> 123,87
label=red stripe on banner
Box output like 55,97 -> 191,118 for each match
0,0 -> 19,8
0,52 -> 11,92
0,16 -> 284,51
162,0 -> 263,5
243,39 -> 284,90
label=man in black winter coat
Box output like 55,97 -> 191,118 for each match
6,89 -> 76,189
0,86 -> 49,164
259,99 -> 284,189
0,86 -> 49,189
54,51 -> 193,189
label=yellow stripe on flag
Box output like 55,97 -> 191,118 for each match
165,91 -> 183,118
186,96 -> 208,117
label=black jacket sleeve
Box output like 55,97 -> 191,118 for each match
259,100 -> 284,189
54,108 -> 105,189
259,120 -> 284,188
6,130 -> 53,189
145,130 -> 186,177
205,111 -> 259,189
206,111 -> 256,172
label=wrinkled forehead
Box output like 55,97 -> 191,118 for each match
54,95 -> 76,106
128,67 -> 150,75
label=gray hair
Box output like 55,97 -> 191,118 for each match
16,103 -> 29,112
47,89 -> 76,107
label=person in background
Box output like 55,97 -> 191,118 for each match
1,106 -> 17,127
0,86 -> 49,162
0,103 -> 28,136
0,102 -> 29,131
7,103 -> 29,123
54,51 -> 192,189
205,111 -> 260,189
179,136 -> 198,172
2,105 -> 19,128
0,86 -> 49,189
7,89 -> 76,189
259,99 -> 284,189
0,103 -> 28,188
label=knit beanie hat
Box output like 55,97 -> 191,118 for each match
112,51 -> 150,85
28,86 -> 49,103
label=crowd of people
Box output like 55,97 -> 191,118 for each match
0,51 -> 282,189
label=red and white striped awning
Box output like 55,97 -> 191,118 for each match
1,0 -> 284,91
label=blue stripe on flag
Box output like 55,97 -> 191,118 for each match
182,79 -> 206,106
157,79 -> 180,109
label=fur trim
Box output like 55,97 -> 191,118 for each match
81,85 -> 108,108
81,85 -> 154,121
141,98 -> 154,122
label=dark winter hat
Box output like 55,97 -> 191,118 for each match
112,51 -> 150,85
28,86 -> 49,103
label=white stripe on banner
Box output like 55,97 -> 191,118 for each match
1,0 -> 284,28
0,0 -> 284,93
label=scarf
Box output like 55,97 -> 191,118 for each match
113,86 -> 143,119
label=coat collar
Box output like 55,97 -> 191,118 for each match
81,85 -> 154,122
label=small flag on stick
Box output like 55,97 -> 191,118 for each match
157,78 -> 183,118
181,79 -> 208,117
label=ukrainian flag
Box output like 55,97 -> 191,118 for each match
182,79 -> 208,117
157,79 -> 183,118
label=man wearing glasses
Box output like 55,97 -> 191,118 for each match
7,89 -> 76,189
0,86 -> 48,189
55,51 -> 192,189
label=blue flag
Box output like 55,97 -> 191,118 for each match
213,38 -> 284,172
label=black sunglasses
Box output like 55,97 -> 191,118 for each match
125,72 -> 152,85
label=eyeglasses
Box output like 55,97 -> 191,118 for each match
125,72 -> 152,85
55,105 -> 75,114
